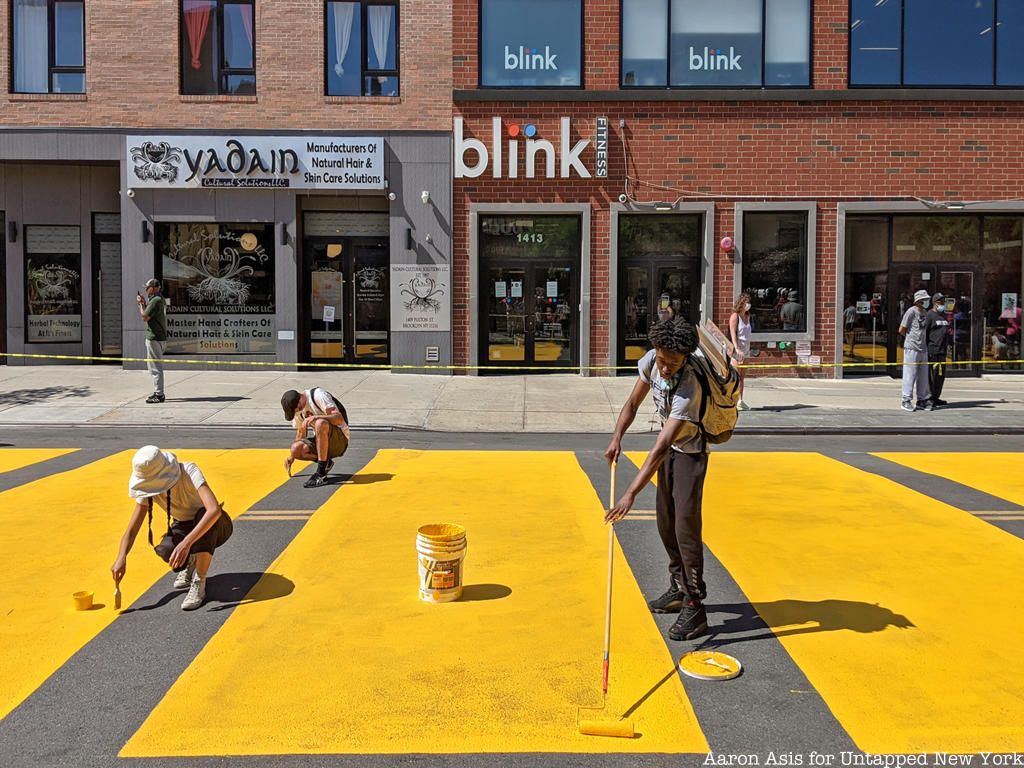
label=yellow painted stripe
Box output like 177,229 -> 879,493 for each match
875,452 -> 1024,508
0,448 -> 76,475
627,450 -> 1024,753
122,450 -> 708,757
0,449 -> 291,721
236,515 -> 312,522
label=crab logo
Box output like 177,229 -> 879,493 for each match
129,141 -> 183,182
400,274 -> 445,313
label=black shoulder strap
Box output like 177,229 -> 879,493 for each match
146,489 -> 173,545
311,386 -> 349,425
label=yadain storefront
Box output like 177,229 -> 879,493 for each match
1,130 -> 453,373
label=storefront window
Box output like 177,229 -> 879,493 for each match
180,0 -> 256,95
155,223 -> 275,354
326,1 -> 400,96
982,217 -> 1023,370
480,0 -> 582,87
622,0 -> 810,87
741,211 -> 809,334
851,0 -> 1022,87
843,217 -> 889,372
892,216 -> 980,262
24,225 -> 83,343
13,0 -> 86,93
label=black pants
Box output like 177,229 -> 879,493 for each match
928,356 -> 946,403
655,450 -> 709,602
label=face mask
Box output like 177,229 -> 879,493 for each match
743,303 -> 751,312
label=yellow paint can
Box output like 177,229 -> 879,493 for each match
72,591 -> 94,611
416,523 -> 467,603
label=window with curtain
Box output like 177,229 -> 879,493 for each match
621,0 -> 810,87
180,0 -> 255,95
325,1 -> 399,96
480,0 -> 582,87
850,0 -> 1024,87
12,0 -> 85,93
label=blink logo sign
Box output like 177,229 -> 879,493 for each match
454,117 -> 596,180
505,45 -> 558,71
689,46 -> 742,71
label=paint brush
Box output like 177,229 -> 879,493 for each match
113,578 -> 122,611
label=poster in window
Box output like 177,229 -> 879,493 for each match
25,226 -> 83,343
157,223 -> 276,354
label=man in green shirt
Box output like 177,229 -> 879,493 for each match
137,278 -> 167,403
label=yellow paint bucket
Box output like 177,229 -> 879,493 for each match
416,523 -> 467,603
72,590 -> 94,611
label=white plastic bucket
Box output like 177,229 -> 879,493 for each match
416,523 -> 468,603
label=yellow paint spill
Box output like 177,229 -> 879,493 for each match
874,452 -> 1024,508
627,450 -> 1024,753
121,450 -> 708,756
0,448 -> 76,476
0,449 -> 290,721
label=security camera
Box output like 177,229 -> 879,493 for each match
421,190 -> 430,205
387,192 -> 397,201
617,193 -> 628,204
126,189 -> 136,198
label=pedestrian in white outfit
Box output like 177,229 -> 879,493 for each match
899,289 -> 931,411
728,293 -> 753,410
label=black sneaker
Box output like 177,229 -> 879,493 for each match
145,393 -> 165,404
303,471 -> 328,488
668,599 -> 708,641
648,581 -> 686,614
325,459 -> 334,474
922,402 -> 934,411
934,398 -> 948,407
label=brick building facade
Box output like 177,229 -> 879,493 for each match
453,0 -> 1024,378
1,0 -> 454,373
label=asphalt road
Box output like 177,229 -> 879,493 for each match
0,429 -> 1021,768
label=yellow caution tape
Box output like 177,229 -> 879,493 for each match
0,351 -> 1020,372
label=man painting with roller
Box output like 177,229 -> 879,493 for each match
605,315 -> 712,641
281,387 -> 350,488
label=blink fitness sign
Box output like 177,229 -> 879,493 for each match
454,117 -> 608,180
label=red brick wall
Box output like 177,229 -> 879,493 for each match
0,0 -> 451,131
453,103 -> 1024,375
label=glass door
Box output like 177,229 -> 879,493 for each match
307,238 -> 346,363
887,265 -> 981,377
617,258 -> 700,369
351,243 -> 389,364
92,214 -> 123,358
483,262 -> 576,370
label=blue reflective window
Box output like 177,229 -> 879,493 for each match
481,0 -> 582,87
904,0 -> 993,86
997,1 -> 1024,85
849,0 -> 901,86
325,2 -> 399,97
13,0 -> 85,94
622,0 -> 809,88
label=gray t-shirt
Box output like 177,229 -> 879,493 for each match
638,349 -> 704,454
900,306 -> 927,352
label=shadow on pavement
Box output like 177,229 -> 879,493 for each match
754,404 -> 817,413
704,599 -> 914,646
0,385 -> 92,405
620,666 -> 678,720
324,472 -> 395,486
165,396 -> 250,403
935,399 -> 1007,409
206,572 -> 295,610
458,583 -> 512,601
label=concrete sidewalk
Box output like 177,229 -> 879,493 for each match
0,365 -> 1022,433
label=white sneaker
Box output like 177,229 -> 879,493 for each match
181,574 -> 206,611
172,555 -> 196,589
737,400 -> 751,411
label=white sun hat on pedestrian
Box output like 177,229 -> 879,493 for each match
913,289 -> 930,304
128,445 -> 181,499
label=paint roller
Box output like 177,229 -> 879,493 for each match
577,460 -> 636,739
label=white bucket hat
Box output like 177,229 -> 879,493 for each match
128,445 -> 181,499
913,289 -> 930,304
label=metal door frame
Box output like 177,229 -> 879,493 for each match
91,215 -> 122,360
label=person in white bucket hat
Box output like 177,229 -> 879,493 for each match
898,289 -> 932,412
111,446 -> 233,611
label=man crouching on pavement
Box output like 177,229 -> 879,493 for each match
605,316 -> 711,641
111,446 -> 233,611
282,387 -> 350,488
